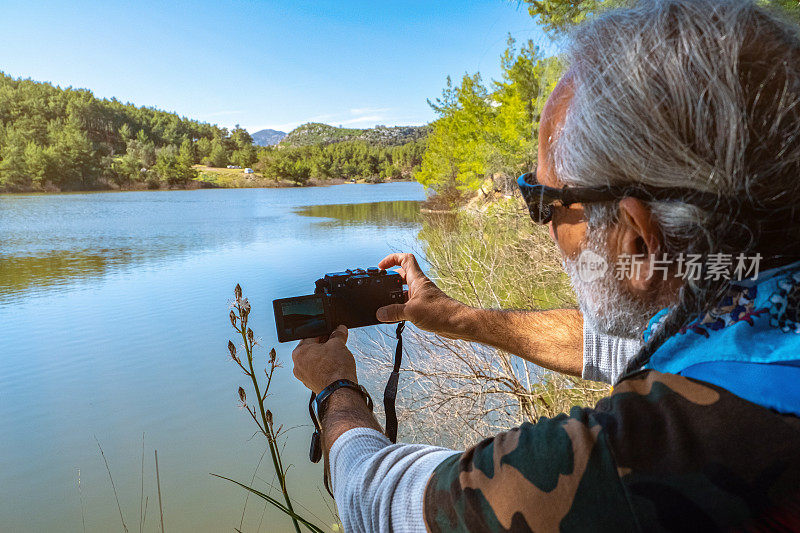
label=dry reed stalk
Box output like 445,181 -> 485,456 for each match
95,437 -> 128,533
76,468 -> 86,533
139,433 -> 145,533
155,450 -> 164,533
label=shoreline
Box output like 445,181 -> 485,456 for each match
0,176 -> 416,195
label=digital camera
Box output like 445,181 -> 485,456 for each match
273,267 -> 406,343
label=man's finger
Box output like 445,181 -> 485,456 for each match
378,253 -> 403,270
328,324 -> 348,344
376,303 -> 406,323
379,253 -> 425,284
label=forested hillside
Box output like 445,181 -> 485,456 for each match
280,122 -> 428,147
255,136 -> 426,185
0,72 -> 429,191
0,72 -> 262,192
253,122 -> 428,185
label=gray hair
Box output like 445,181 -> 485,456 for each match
554,0 -> 800,375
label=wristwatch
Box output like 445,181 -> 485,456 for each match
315,379 -> 374,420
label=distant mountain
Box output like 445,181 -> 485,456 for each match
251,128 -> 286,146
280,122 -> 428,148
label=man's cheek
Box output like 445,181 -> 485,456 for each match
548,222 -> 557,242
564,224 -> 590,261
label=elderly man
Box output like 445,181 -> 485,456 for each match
292,0 -> 800,530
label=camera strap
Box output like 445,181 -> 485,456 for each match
383,320 -> 405,443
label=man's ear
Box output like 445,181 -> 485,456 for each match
615,197 -> 662,292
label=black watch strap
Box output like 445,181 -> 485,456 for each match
315,379 -> 373,420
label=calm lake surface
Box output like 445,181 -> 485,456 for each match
0,182 -> 426,532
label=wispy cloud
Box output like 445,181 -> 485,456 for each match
308,113 -> 337,122
349,107 -> 391,116
253,113 -> 386,133
339,115 -> 386,126
249,114 -> 336,133
250,108 -> 430,133
203,110 -> 243,118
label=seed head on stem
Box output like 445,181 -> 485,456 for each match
226,283 -> 307,533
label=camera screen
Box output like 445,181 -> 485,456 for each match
275,295 -> 329,341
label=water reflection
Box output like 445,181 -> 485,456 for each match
1,250 -> 108,293
295,200 -> 422,227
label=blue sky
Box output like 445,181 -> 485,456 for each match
0,0 -> 555,133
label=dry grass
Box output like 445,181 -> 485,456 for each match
418,197 -> 576,311
193,165 -> 291,188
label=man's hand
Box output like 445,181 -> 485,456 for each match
292,324 -> 383,454
292,325 -> 357,394
376,253 -> 470,339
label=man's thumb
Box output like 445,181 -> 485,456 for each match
328,324 -> 348,343
376,304 -> 406,323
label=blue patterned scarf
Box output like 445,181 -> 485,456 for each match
643,260 -> 800,417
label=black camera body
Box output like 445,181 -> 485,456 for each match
273,267 -> 406,343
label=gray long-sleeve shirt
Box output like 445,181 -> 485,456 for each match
581,326 -> 642,383
330,327 -> 641,532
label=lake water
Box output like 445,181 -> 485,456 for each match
0,182 -> 426,532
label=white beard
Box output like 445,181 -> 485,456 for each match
563,229 -> 660,339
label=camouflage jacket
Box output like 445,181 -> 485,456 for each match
423,370 -> 800,532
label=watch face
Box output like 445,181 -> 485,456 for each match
316,380 -> 370,419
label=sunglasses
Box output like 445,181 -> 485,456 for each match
517,166 -> 744,224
